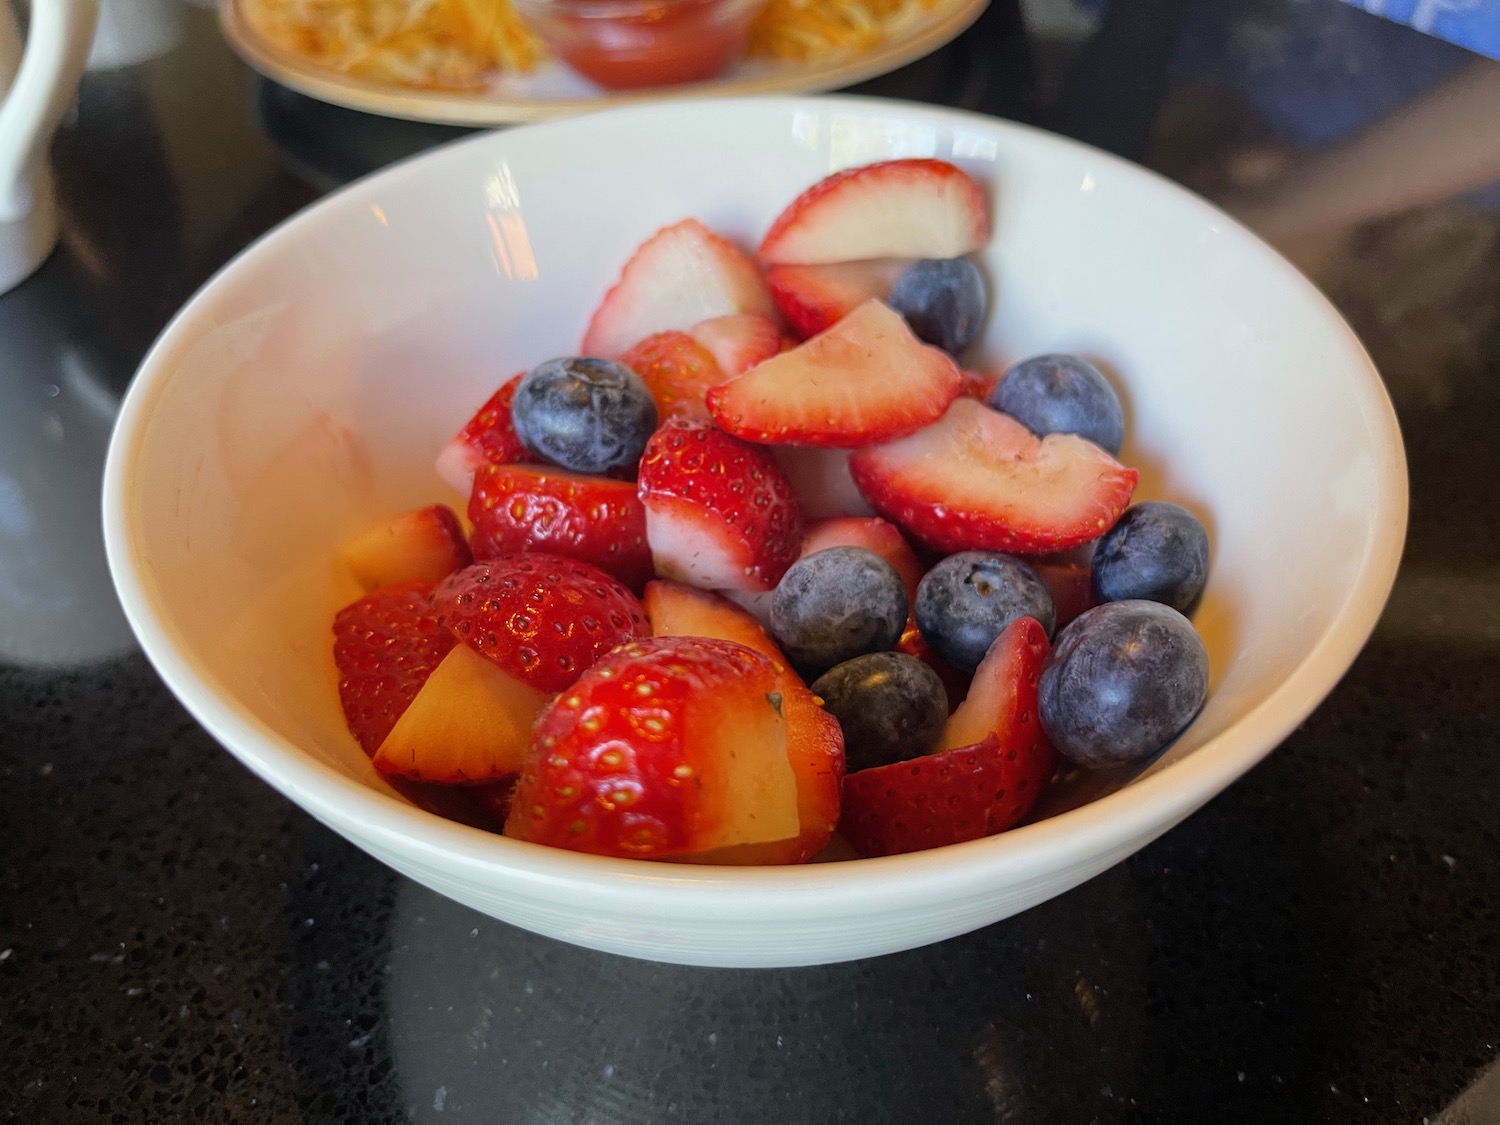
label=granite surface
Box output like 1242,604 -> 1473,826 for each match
2,1 -> 1497,1122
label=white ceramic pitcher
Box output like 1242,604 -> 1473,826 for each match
0,0 -> 98,296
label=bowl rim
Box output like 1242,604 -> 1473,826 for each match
101,95 -> 1408,917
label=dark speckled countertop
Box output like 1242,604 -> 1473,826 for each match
3,1 -> 1498,1122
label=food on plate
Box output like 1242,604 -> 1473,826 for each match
241,0 -> 945,91
324,157 -> 1213,863
241,0 -> 544,89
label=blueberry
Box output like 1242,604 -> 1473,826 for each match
915,551 -> 1056,673
1038,600 -> 1208,769
770,547 -> 908,674
887,258 -> 987,356
992,354 -> 1125,455
512,357 -> 657,474
811,652 -> 947,773
1092,502 -> 1210,614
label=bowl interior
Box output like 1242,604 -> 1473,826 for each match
107,99 -> 1403,877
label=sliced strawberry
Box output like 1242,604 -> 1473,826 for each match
840,617 -> 1053,857
707,300 -> 961,448
637,418 -> 804,592
800,517 -> 922,603
759,159 -> 989,266
849,398 -> 1139,555
643,578 -> 784,661
467,463 -> 652,589
430,555 -> 647,693
619,330 -> 726,420
771,446 -> 876,520
435,373 -> 532,495
1031,545 -> 1098,629
643,580 -> 845,864
582,219 -> 774,359
337,504 -> 472,593
373,643 -> 550,784
688,313 -> 783,377
765,259 -> 909,340
959,369 -> 1000,402
333,581 -> 456,755
840,734 -> 1004,857
504,636 -> 800,859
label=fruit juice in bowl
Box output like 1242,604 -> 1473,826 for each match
511,0 -> 767,89
102,98 -> 1406,967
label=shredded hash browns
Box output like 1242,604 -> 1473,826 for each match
239,0 -> 941,90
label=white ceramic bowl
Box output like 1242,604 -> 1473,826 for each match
102,97 -> 1406,967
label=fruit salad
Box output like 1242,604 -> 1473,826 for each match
328,157 -> 1213,863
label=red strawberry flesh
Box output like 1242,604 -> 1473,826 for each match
333,581 -> 456,755
619,330 -> 726,420
504,636 -> 795,858
468,463 -> 652,589
431,555 -> 648,693
637,418 -> 805,592
840,616 -> 1053,857
435,373 -> 532,494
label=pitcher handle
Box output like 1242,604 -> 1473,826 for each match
0,0 -> 99,224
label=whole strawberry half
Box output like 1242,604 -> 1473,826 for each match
849,397 -> 1139,555
637,417 -> 805,592
619,330 -> 727,420
435,373 -> 533,495
333,580 -> 456,755
468,463 -> 652,589
706,299 -> 960,448
840,616 -> 1053,857
430,555 -> 648,693
643,580 -> 845,864
504,635 -> 801,859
